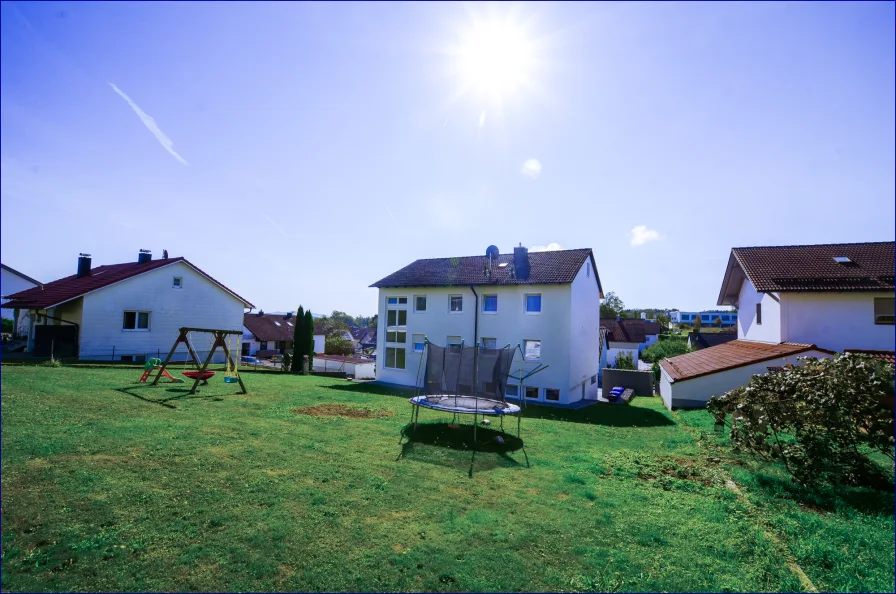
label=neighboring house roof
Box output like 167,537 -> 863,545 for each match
687,332 -> 739,350
644,321 -> 662,336
718,241 -> 895,305
350,328 -> 377,346
3,257 -> 254,310
1,264 -> 42,287
843,349 -> 896,366
660,340 -> 834,382
600,318 -> 647,344
243,312 -> 298,342
370,248 -> 603,296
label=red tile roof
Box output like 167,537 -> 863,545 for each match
723,241 -> 894,298
600,318 -> 647,344
371,248 -> 603,293
243,312 -> 298,342
660,340 -> 834,382
644,321 -> 662,336
2,257 -> 253,310
843,349 -> 896,366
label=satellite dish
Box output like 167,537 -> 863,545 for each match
486,245 -> 500,259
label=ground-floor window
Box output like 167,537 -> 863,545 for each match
385,347 -> 406,369
525,386 -> 539,399
506,384 -> 519,397
545,388 -> 560,401
242,343 -> 250,356
260,341 -> 268,350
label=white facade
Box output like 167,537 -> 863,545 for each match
1,265 -> 39,332
314,334 -> 325,354
737,278 -> 895,352
659,348 -> 834,409
36,261 -> 248,362
606,342 -> 640,369
375,259 -> 602,405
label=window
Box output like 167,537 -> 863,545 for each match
591,375 -> 597,385
833,256 -> 852,264
387,296 -> 408,305
525,386 -> 539,399
120,355 -> 134,362
447,335 -> 462,347
241,343 -> 250,356
874,297 -> 895,325
506,384 -> 519,397
123,310 -> 150,331
412,334 -> 425,353
386,309 -> 407,326
525,294 -> 542,313
586,265 -> 590,278
386,331 -> 407,343
523,339 -> 541,360
483,295 -> 498,313
450,295 -> 463,313
414,295 -> 427,312
481,337 -> 497,349
756,303 -> 762,325
545,388 -> 560,401
172,276 -> 182,289
385,347 -> 406,369
260,341 -> 268,350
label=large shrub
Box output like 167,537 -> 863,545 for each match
707,354 -> 894,488
641,338 -> 691,363
325,336 -> 354,356
614,352 -> 636,370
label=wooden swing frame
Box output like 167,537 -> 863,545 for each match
151,327 -> 247,395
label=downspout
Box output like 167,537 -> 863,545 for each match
469,286 -> 479,346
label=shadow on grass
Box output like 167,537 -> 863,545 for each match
115,386 -> 230,409
326,381 -> 417,398
746,468 -> 895,516
398,421 -> 528,475
520,402 -> 676,428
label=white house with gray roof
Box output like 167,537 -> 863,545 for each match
369,245 -> 605,406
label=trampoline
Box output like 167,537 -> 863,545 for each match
407,342 -> 521,445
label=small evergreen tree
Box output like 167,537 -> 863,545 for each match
305,310 -> 315,373
714,316 -> 723,328
292,306 -> 305,374
693,316 -> 702,333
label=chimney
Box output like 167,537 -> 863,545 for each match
285,311 -> 293,319
257,310 -> 265,317
77,253 -> 92,278
138,249 -> 152,264
513,243 -> 530,280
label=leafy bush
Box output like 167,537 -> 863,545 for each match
325,337 -> 354,356
282,352 -> 291,373
614,352 -> 636,370
640,338 -> 691,363
1,318 -> 13,333
707,354 -> 895,489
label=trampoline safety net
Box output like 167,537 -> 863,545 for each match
419,343 -> 515,411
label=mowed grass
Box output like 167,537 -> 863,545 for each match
1,367 -> 892,592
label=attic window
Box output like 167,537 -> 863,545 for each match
274,321 -> 281,326
832,256 -> 851,264
497,262 -> 508,269
287,322 -> 293,326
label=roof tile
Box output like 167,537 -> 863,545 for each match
660,340 -> 830,381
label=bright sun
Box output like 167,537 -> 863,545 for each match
457,18 -> 534,100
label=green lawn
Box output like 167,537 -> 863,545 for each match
2,366 -> 893,592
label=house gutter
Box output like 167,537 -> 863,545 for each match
469,285 -> 479,346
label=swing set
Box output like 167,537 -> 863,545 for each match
150,327 -> 247,395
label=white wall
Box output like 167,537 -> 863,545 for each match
737,279 -> 782,343
78,261 -> 247,362
780,292 -> 895,352
313,358 -> 376,379
568,258 -> 602,401
641,334 -> 658,351
659,349 -> 834,409
1,267 -> 39,322
606,342 -> 640,368
376,282 -> 583,404
314,334 -> 325,355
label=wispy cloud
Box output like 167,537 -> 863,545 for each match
109,83 -> 189,165
385,206 -> 398,224
530,242 -> 563,252
521,158 -> 542,180
263,214 -> 288,238
628,225 -> 660,246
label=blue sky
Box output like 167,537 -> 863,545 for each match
2,1 -> 893,315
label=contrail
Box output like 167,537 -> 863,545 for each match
109,82 -> 189,165
385,206 -> 397,224
263,214 -> 288,238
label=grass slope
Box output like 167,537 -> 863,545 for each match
1,367 -> 892,592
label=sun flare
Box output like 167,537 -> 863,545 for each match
457,18 -> 534,100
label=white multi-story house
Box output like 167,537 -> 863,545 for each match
2,251 -> 254,362
1,264 -> 41,335
659,241 -> 895,409
369,245 -> 604,406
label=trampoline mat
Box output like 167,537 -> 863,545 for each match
409,395 -> 521,415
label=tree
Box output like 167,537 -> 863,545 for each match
640,338 -> 692,363
614,351 -> 636,370
292,306 -> 306,374
330,310 -> 354,327
654,312 -> 671,332
714,316 -> 723,328
600,292 -> 625,319
693,316 -> 702,333
369,314 -> 378,329
707,354 -> 894,489
305,310 -> 315,372
325,336 -> 354,356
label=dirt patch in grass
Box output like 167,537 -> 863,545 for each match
292,404 -> 393,419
